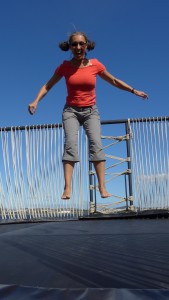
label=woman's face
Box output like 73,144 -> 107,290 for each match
70,34 -> 87,60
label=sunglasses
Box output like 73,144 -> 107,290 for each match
70,41 -> 87,47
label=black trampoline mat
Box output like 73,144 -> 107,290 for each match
0,219 -> 169,291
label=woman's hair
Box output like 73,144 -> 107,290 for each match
59,31 -> 95,51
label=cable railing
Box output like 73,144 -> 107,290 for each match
130,117 -> 169,211
0,116 -> 168,223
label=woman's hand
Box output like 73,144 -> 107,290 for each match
28,102 -> 37,115
133,89 -> 148,100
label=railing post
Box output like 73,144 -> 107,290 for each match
89,161 -> 95,214
124,174 -> 129,211
125,120 -> 133,207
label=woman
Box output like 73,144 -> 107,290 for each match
28,31 -> 148,200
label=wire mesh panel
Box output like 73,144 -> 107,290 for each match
130,117 -> 169,211
0,125 -> 89,222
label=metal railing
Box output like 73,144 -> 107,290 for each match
0,116 -> 168,223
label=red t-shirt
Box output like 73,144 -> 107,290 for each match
55,58 -> 105,107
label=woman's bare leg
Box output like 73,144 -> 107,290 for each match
61,161 -> 75,199
93,161 -> 111,198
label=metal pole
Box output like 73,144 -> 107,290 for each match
125,120 -> 133,206
124,174 -> 128,211
93,173 -> 97,214
89,162 -> 94,203
89,161 -> 95,214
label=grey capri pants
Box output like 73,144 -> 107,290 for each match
62,104 -> 106,162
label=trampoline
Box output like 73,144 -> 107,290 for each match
1,218 -> 169,299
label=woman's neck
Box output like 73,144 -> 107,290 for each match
71,57 -> 88,67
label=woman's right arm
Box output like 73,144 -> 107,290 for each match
28,73 -> 62,115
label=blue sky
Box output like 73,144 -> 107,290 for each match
0,0 -> 169,128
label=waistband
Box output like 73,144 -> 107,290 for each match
64,104 -> 96,110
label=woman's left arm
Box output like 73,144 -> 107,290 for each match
99,69 -> 148,99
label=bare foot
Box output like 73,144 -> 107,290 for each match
61,188 -> 71,200
99,186 -> 112,198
